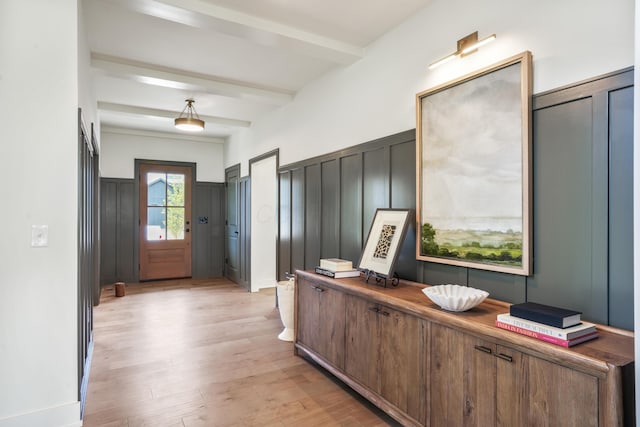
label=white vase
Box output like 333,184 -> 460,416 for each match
276,279 -> 295,341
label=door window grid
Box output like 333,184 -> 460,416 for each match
146,172 -> 185,240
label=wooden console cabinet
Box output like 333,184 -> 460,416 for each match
294,270 -> 634,427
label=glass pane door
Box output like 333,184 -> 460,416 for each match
146,172 -> 186,241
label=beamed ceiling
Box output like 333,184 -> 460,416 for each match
85,0 -> 432,142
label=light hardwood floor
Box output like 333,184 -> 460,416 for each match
83,278 -> 398,427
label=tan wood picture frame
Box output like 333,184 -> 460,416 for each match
416,51 -> 532,275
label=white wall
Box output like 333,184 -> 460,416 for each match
100,129 -> 226,182
225,0 -> 634,174
250,156 -> 278,291
0,0 -> 87,425
634,0 -> 639,421
78,0 -> 98,151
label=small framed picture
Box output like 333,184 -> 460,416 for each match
358,209 -> 412,279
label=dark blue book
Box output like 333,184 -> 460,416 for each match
509,302 -> 581,328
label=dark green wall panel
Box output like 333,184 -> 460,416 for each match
193,183 -> 211,277
100,180 -> 117,284
390,140 -> 417,281
468,270 -> 526,303
528,98 -> 601,320
321,160 -> 340,258
363,147 -> 389,232
340,154 -> 363,263
100,178 -> 135,285
390,140 -> 415,208
420,262 -> 467,287
291,168 -> 305,272
608,85 -> 634,329
116,182 -> 136,283
305,164 -> 321,269
211,184 -> 225,276
193,182 -> 225,278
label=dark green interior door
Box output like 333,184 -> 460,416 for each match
225,165 -> 240,283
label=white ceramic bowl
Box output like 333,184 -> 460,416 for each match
422,284 -> 489,312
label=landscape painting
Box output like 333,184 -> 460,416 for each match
416,52 -> 532,275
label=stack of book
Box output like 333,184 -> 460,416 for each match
495,302 -> 598,348
315,258 -> 361,278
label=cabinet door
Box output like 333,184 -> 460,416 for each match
296,279 -> 346,369
430,324 -> 496,427
344,295 -> 379,387
345,295 -> 425,423
297,278 -> 322,352
496,344 -> 598,427
378,304 -> 425,423
494,344 -> 527,426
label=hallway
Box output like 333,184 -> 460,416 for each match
83,278 -> 397,426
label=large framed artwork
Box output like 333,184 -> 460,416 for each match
416,51 -> 532,275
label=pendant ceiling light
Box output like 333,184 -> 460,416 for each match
174,98 -> 205,132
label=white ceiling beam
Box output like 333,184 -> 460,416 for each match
105,0 -> 364,64
92,53 -> 293,105
98,101 -> 251,128
102,125 -> 227,144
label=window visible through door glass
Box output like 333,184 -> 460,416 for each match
146,172 -> 185,241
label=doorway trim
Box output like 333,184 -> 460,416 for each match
134,159 -> 196,282
249,149 -> 279,292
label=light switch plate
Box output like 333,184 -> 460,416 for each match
31,225 -> 48,247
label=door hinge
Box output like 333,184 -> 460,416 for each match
225,258 -> 228,264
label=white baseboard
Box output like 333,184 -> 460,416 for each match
0,402 -> 81,427
252,281 -> 276,292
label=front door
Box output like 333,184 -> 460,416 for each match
139,163 -> 192,280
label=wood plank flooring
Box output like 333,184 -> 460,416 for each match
83,278 -> 398,427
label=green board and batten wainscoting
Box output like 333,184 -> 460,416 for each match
278,68 -> 634,330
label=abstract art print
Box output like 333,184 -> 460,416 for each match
373,224 -> 397,259
416,52 -> 532,275
359,209 -> 411,278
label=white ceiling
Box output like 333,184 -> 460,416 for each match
85,0 -> 432,141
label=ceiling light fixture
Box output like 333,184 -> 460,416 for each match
429,31 -> 497,70
174,98 -> 205,131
